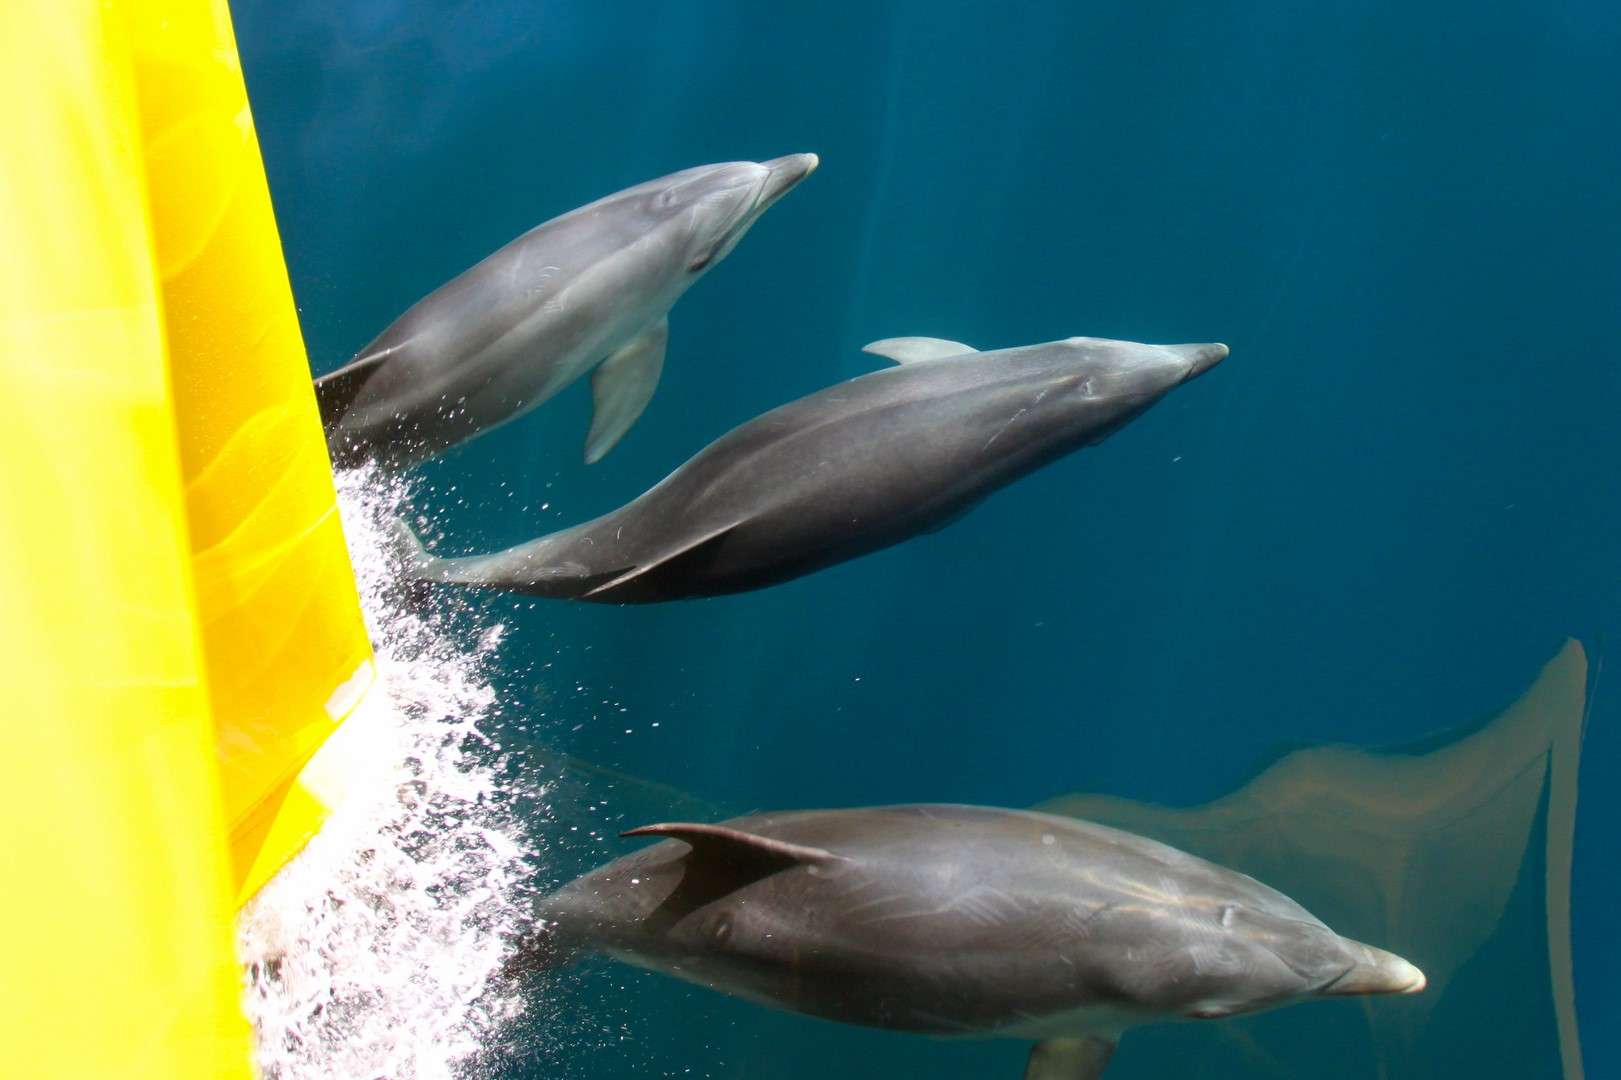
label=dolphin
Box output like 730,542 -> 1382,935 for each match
529,805 -> 1426,1079
396,334 -> 1227,602
314,154 -> 820,470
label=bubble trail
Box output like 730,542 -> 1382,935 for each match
238,464 -> 544,1080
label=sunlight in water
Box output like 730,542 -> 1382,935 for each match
237,465 -> 543,1079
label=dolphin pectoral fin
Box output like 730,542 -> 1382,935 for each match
1023,1037 -> 1116,1080
312,348 -> 393,428
580,521 -> 738,600
622,822 -> 844,869
585,318 -> 669,464
861,337 -> 978,365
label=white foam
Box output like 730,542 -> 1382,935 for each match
238,464 -> 543,1079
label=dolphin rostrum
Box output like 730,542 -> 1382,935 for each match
396,335 -> 1227,602
314,154 -> 820,470
529,805 -> 1426,1079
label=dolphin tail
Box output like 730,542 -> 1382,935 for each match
389,516 -> 436,574
390,516 -> 492,587
388,516 -> 603,601
384,516 -> 441,613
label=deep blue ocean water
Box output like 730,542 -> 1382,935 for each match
235,2 -> 1619,1076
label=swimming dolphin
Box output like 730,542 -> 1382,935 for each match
395,334 -> 1227,602
529,805 -> 1426,1079
314,154 -> 820,470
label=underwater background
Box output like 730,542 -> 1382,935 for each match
234,1 -> 1618,1077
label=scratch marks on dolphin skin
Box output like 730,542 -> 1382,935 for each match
1066,901 -> 1121,939
838,889 -> 915,924
506,245 -> 528,286
855,884 -> 1027,931
983,385 -> 1055,451
515,258 -> 562,297
984,408 -> 1029,450
1184,942 -> 1245,978
1100,874 -> 1190,909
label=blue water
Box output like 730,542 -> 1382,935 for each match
236,2 -> 1619,1077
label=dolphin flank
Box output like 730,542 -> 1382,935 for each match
396,334 -> 1228,603
529,804 -> 1425,1080
315,153 -> 819,470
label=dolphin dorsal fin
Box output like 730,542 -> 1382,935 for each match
622,822 -> 843,867
861,337 -> 978,365
312,348 -> 394,427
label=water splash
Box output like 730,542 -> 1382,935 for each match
238,464 -> 544,1079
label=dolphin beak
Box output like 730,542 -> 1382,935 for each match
1169,342 -> 1228,382
1320,942 -> 1428,996
756,153 -> 820,212
1395,961 -> 1429,993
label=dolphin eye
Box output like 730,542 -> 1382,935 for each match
708,912 -> 734,944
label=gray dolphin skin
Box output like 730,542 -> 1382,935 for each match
398,335 -> 1227,603
314,154 -> 820,469
531,805 -> 1426,1080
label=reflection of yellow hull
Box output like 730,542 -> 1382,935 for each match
0,1 -> 371,1075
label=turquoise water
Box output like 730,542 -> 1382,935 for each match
237,2 -> 1618,1077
